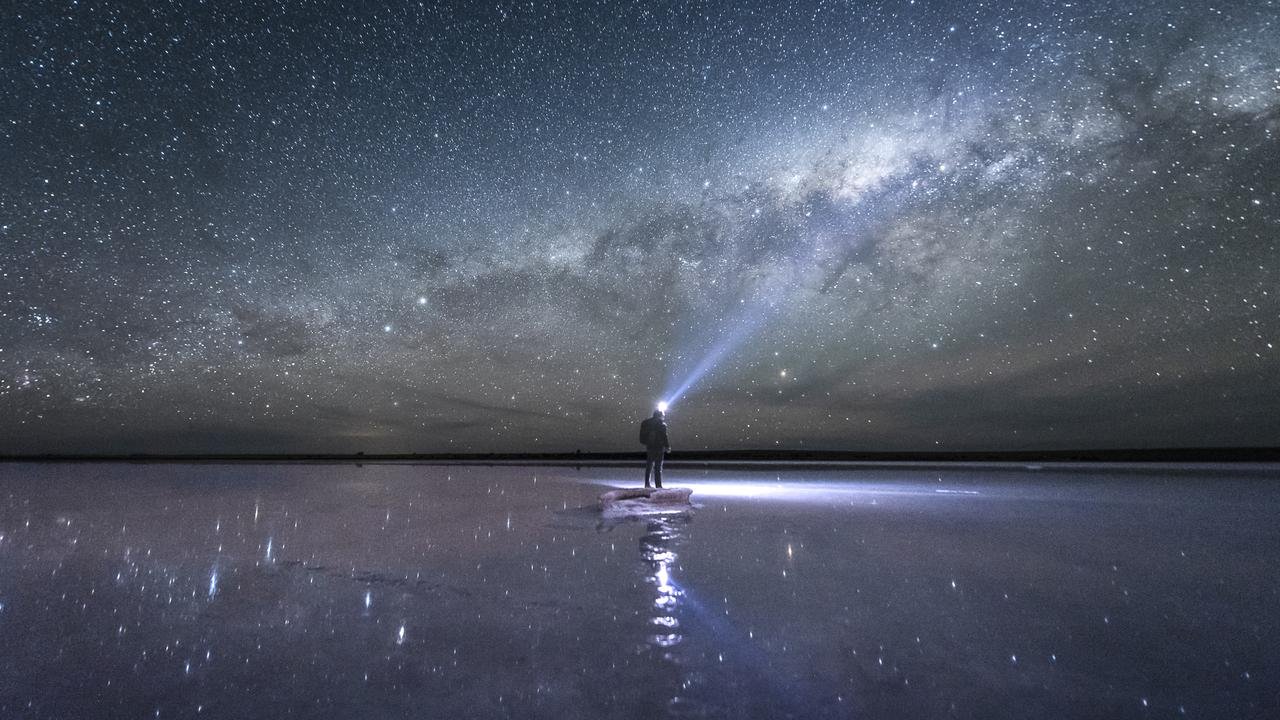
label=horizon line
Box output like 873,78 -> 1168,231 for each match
2,447 -> 1278,464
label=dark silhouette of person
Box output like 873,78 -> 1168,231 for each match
639,409 -> 670,488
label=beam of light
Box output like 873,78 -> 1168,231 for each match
660,173 -> 927,410
662,300 -> 774,408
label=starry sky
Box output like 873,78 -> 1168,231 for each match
2,0 -> 1277,454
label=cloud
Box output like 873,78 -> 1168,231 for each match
231,303 -> 325,357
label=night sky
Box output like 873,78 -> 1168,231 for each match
2,0 -> 1277,454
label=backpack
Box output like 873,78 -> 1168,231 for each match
638,419 -> 650,446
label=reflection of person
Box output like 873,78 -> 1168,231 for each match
639,409 -> 670,489
639,517 -> 684,649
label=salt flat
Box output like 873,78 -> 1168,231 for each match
0,462 -> 1276,719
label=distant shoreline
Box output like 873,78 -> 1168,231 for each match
2,447 -> 1278,468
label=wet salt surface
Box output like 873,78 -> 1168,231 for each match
0,462 -> 1277,719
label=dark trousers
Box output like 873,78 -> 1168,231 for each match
644,447 -> 665,488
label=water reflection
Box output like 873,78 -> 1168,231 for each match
4,464 -> 1275,718
596,506 -> 697,714
641,518 -> 686,650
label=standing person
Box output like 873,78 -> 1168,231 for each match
638,408 -> 670,489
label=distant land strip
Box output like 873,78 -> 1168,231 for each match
2,448 -> 1278,467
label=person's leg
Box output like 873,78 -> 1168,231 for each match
654,454 -> 663,488
644,456 -> 653,488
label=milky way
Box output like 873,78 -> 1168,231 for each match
2,0 -> 1277,453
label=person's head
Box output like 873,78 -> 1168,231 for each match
652,409 -> 664,419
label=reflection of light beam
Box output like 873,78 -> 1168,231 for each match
679,584 -> 818,713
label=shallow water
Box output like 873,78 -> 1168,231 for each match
0,462 -> 1277,719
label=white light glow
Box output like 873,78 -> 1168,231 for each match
662,480 -> 984,503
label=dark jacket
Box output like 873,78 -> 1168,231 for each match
640,416 -> 670,450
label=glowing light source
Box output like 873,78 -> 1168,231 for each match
657,400 -> 669,413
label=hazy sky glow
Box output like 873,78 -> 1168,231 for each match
2,0 -> 1277,453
